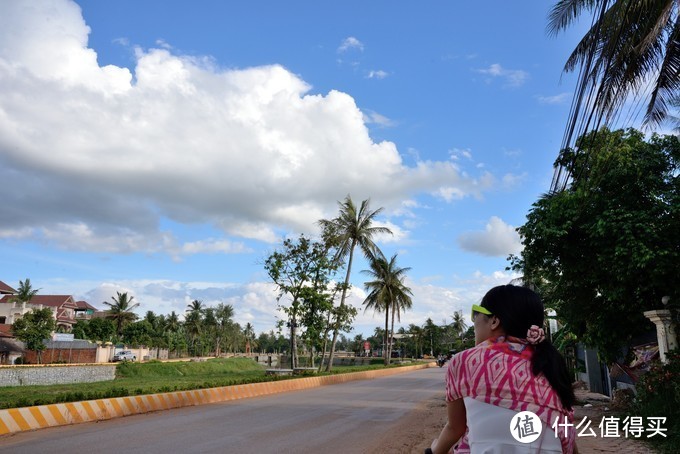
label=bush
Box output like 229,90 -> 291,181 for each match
633,349 -> 680,453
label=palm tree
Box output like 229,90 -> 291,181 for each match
362,253 -> 413,365
103,292 -> 140,336
165,311 -> 180,332
10,278 -> 40,305
318,195 -> 392,371
548,1 -> 680,189
243,322 -> 255,353
450,310 -> 467,339
185,300 -> 204,356
186,299 -> 204,314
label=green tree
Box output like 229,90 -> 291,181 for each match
10,278 -> 40,305
184,300 -> 206,355
264,234 -> 337,369
86,317 -> 116,342
548,1 -> 680,142
103,292 -> 140,336
165,311 -> 181,332
210,303 -> 235,356
318,195 -> 392,371
11,308 -> 56,364
122,320 -> 154,347
512,128 -> 680,361
362,253 -> 413,365
243,322 -> 256,353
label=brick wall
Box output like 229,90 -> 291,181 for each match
24,347 -> 96,364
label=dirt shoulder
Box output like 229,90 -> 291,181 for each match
366,393 -> 446,454
369,389 -> 660,453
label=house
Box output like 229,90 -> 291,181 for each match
0,294 -> 78,332
0,281 -> 17,295
0,337 -> 24,365
74,300 -> 99,321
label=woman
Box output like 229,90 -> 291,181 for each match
428,285 -> 577,453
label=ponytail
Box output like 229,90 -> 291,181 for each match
532,341 -> 575,410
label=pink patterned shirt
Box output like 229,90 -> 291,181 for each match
445,336 -> 575,453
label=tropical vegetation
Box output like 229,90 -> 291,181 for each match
510,128 -> 680,362
548,0 -> 680,192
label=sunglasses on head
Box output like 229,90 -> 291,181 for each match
471,304 -> 493,321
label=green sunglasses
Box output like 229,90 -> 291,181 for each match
471,304 -> 493,321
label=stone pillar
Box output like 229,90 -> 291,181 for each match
643,309 -> 678,364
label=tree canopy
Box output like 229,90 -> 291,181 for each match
512,128 -> 680,361
12,308 -> 56,364
548,1 -> 680,189
318,195 -> 391,371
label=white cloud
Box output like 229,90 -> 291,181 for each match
0,1 -> 497,255
366,70 -> 388,79
537,92 -> 571,105
477,63 -> 528,87
457,216 -> 522,257
338,36 -> 364,53
36,266 -> 520,337
372,221 -> 409,244
179,239 -> 252,255
449,148 -> 473,161
362,109 -> 396,127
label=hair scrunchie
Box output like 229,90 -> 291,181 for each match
526,325 -> 546,345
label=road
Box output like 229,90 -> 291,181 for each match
0,367 -> 447,454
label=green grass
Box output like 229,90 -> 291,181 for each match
0,358 -> 423,409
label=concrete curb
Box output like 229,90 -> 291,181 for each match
0,362 -> 434,436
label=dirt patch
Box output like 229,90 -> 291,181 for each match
365,394 -> 447,454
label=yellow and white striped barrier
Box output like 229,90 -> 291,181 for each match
0,363 -> 433,436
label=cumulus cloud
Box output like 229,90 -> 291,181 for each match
457,216 -> 522,257
338,36 -> 364,53
38,266 -> 520,336
0,1 -> 495,256
477,63 -> 528,87
78,279 -> 280,330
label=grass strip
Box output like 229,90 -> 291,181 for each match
0,358 -> 421,409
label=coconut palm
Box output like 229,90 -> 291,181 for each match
103,292 -> 140,336
165,311 -> 180,332
450,310 -> 467,339
548,1 -> 680,188
10,278 -> 40,304
362,253 -> 413,365
186,299 -> 204,314
318,195 -> 392,371
184,300 -> 204,356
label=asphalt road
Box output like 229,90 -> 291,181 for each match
0,367 -> 446,454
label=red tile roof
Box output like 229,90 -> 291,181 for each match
0,324 -> 13,338
0,281 -> 17,295
75,300 -> 98,311
0,294 -> 77,308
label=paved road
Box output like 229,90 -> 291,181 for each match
0,367 -> 446,454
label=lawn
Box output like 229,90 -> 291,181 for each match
0,357 -> 414,409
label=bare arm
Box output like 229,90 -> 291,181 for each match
430,398 -> 466,454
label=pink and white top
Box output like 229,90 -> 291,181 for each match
445,336 -> 575,453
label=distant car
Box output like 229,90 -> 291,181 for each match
112,351 -> 136,362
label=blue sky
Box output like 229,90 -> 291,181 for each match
0,1 -> 587,337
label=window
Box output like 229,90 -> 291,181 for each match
0,316 -> 5,324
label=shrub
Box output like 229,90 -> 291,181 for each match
632,349 -> 680,453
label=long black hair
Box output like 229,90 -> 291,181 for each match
480,284 -> 575,410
